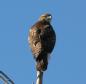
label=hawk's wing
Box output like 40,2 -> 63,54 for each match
39,24 -> 56,54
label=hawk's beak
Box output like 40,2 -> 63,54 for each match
47,16 -> 52,19
47,16 -> 52,22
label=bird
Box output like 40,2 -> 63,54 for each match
28,13 -> 56,71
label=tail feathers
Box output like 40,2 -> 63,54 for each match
36,57 -> 48,71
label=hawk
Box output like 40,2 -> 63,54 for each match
28,13 -> 56,71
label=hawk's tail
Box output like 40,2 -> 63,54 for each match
36,55 -> 48,71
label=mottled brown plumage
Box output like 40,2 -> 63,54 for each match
28,13 -> 56,71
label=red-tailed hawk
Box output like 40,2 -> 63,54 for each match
28,13 -> 56,71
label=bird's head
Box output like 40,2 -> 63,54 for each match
39,13 -> 52,22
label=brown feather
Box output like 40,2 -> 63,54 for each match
28,20 -> 56,71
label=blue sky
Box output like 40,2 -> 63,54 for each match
0,0 -> 86,84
